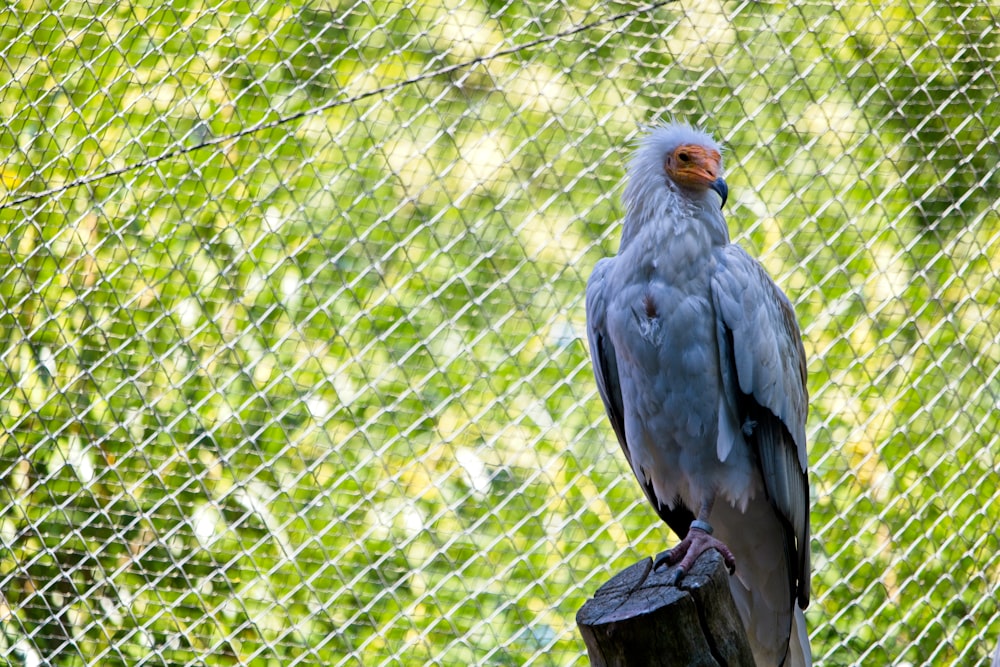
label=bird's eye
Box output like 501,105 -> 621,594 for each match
678,151 -> 690,163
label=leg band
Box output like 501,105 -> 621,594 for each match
690,519 -> 713,535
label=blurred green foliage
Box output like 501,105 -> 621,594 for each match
0,0 -> 997,665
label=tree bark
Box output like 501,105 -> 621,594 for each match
576,550 -> 756,666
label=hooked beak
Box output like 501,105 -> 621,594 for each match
710,177 -> 728,209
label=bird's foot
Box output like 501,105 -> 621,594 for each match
653,521 -> 736,585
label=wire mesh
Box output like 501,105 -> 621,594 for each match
0,0 -> 998,665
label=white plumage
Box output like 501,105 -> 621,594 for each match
586,123 -> 811,666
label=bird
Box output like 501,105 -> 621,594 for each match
585,122 -> 811,666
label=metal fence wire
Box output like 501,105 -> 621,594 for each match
0,0 -> 998,665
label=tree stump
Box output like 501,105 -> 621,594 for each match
576,550 -> 756,667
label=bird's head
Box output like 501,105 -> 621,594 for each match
624,122 -> 728,212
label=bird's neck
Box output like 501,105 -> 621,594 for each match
619,188 -> 730,252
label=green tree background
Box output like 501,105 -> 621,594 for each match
0,1 -> 997,665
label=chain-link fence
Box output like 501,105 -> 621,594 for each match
1,1 -> 998,665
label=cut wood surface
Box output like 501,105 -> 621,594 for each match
576,550 -> 756,667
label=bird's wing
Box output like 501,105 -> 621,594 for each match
585,257 -> 695,539
712,243 -> 811,608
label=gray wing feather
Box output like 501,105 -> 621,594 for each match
712,244 -> 811,607
585,259 -> 628,451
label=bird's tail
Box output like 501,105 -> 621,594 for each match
785,606 -> 812,667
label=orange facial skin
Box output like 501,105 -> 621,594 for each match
664,144 -> 722,189
664,144 -> 727,207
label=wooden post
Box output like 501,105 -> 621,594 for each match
576,550 -> 756,667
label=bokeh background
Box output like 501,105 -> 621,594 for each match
1,1 -> 998,665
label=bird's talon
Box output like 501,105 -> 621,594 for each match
653,550 -> 673,571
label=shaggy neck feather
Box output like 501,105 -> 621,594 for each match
620,178 -> 729,250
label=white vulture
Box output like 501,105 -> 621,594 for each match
585,122 -> 811,666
